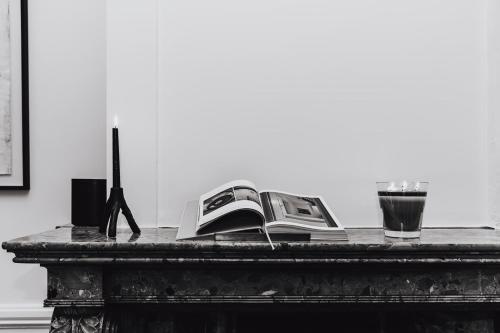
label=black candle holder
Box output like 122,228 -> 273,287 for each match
99,126 -> 141,238
100,187 -> 141,237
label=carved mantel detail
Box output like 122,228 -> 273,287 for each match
50,308 -> 104,333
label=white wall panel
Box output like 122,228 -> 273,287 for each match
157,0 -> 489,227
106,0 -> 158,227
0,0 -> 106,314
488,0 -> 500,227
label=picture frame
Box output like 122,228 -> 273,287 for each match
0,0 -> 29,190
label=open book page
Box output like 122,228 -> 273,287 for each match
197,180 -> 265,233
260,190 -> 343,231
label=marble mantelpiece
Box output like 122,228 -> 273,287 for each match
5,227 -> 500,264
4,227 -> 500,332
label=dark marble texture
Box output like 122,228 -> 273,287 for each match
4,227 -> 500,265
6,226 -> 500,332
6,226 -> 500,249
60,309 -> 495,333
46,266 -> 103,306
105,266 -> 500,304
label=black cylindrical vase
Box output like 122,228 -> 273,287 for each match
71,179 -> 106,227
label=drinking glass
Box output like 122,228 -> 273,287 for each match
377,181 -> 428,238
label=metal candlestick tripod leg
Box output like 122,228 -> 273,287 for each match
99,187 -> 141,237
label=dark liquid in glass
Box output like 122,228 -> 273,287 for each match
378,191 -> 426,235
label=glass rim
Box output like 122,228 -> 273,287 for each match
376,181 -> 429,184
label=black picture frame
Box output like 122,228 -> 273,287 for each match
0,0 -> 29,190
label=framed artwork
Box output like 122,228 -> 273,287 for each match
0,0 -> 29,190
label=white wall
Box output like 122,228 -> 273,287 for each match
110,0 -> 494,228
106,0 -> 158,228
488,0 -> 500,226
0,0 -> 106,330
158,0 -> 489,227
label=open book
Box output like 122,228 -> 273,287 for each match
177,180 -> 346,241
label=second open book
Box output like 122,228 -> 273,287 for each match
177,180 -> 347,241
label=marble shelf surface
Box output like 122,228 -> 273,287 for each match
6,227 -> 500,314
3,227 -> 500,265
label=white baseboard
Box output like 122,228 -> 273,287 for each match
0,305 -> 52,330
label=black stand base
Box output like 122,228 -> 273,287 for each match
99,187 -> 141,238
